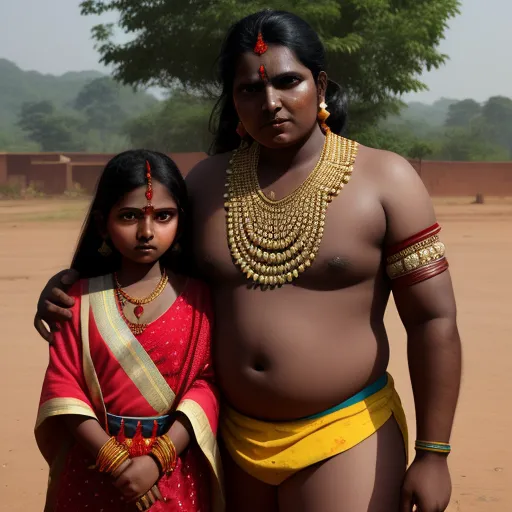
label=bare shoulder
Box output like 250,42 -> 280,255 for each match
185,152 -> 233,201
353,143 -> 422,191
353,142 -> 437,245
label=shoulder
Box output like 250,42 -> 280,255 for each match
185,152 -> 233,199
351,141 -> 437,246
352,142 -> 421,191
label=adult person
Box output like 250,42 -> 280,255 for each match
34,9 -> 461,512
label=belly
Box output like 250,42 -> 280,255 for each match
212,283 -> 390,420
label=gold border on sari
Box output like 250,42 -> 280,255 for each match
88,275 -> 175,415
36,397 -> 97,430
178,399 -> 225,511
80,281 -> 107,427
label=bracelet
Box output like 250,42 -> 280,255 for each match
415,440 -> 451,454
96,437 -> 130,474
136,485 -> 160,511
150,435 -> 177,476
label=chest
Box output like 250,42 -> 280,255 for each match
192,169 -> 387,289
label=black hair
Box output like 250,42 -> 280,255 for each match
209,9 -> 348,155
71,149 -> 192,278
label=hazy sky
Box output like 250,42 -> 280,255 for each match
0,0 -> 510,103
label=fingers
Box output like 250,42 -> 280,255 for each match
51,286 -> 76,309
400,488 -> 414,512
34,314 -> 54,344
61,269 -> 79,286
44,299 -> 73,322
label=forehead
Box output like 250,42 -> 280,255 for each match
234,45 -> 310,81
117,181 -> 177,207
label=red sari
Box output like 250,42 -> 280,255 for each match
35,275 -> 223,512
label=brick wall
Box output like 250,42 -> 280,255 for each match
1,152 -> 512,197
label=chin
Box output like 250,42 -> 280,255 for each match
258,132 -> 300,149
125,252 -> 161,265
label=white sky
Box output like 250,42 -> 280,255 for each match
0,0 -> 509,103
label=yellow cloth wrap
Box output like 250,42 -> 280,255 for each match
220,373 -> 408,486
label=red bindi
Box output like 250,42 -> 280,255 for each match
254,32 -> 268,55
259,65 -> 268,82
145,160 -> 153,203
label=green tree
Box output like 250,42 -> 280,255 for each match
438,126 -> 508,161
406,141 -> 433,175
80,0 -> 460,136
480,96 -> 512,157
18,101 -> 84,151
74,77 -> 126,132
124,93 -> 213,153
445,99 -> 481,127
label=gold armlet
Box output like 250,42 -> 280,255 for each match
385,223 -> 448,288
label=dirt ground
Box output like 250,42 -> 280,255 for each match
0,197 -> 510,511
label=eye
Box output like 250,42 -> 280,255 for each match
120,212 -> 137,221
241,83 -> 263,94
155,211 -> 175,222
276,75 -> 301,88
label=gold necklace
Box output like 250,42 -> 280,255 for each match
224,131 -> 358,288
113,270 -> 168,334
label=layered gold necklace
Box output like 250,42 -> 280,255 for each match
224,131 -> 358,288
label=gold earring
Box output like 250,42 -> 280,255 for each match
318,101 -> 330,133
98,240 -> 112,257
236,121 -> 247,138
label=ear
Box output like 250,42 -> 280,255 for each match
317,71 -> 328,105
93,210 -> 108,239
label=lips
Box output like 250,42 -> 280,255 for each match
135,245 -> 156,251
264,117 -> 289,128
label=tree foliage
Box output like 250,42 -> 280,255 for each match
80,0 -> 461,132
124,93 -> 214,153
18,101 -> 85,151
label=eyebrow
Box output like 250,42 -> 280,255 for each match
117,206 -> 177,212
237,70 -> 304,87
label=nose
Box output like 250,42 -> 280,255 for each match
137,215 -> 154,242
262,85 -> 282,114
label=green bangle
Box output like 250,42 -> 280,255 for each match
415,440 -> 451,454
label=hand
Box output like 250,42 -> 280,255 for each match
400,452 -> 452,512
113,455 -> 161,502
34,269 -> 79,343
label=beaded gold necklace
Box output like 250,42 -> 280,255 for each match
114,270 -> 168,334
224,130 -> 358,288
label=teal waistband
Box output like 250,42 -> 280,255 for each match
304,374 -> 388,420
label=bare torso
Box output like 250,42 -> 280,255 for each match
188,142 -> 394,421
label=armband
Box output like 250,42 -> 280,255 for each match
385,223 -> 448,288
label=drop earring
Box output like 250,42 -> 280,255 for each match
236,121 -> 247,138
318,101 -> 331,133
98,239 -> 112,257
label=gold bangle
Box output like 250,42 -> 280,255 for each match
96,437 -> 130,474
150,435 -> 177,475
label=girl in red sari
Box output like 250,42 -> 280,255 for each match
35,150 -> 223,512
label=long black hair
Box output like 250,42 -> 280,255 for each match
71,149 -> 192,278
209,9 -> 349,155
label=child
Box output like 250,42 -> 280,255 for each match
35,150 -> 223,511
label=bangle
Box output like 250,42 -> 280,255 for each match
150,435 -> 177,476
96,437 -> 130,474
415,440 -> 451,454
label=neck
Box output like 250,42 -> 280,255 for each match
258,124 -> 326,172
116,259 -> 163,287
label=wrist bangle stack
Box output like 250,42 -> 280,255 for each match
415,440 -> 451,455
96,437 -> 130,474
150,435 -> 177,476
